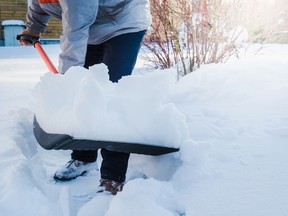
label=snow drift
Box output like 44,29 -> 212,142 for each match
0,44 -> 288,216
34,64 -> 190,148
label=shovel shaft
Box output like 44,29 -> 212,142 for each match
34,42 -> 58,74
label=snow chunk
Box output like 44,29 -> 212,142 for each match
34,64 -> 190,148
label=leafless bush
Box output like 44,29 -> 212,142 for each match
143,0 -> 288,75
143,0 -> 246,75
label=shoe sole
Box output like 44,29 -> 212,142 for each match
53,171 -> 87,181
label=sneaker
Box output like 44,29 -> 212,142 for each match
97,179 -> 124,195
54,159 -> 97,181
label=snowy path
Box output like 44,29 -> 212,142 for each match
0,44 -> 288,216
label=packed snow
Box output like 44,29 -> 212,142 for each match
34,64 -> 189,147
0,43 -> 288,216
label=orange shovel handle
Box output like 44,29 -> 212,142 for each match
16,34 -> 58,74
34,42 -> 58,74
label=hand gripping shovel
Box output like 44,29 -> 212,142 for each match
17,35 -> 179,155
17,35 -> 58,74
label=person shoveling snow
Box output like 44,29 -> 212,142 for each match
18,0 -> 181,194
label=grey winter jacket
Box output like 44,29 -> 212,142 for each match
26,0 -> 151,73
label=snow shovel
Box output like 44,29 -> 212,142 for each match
17,35 -> 180,156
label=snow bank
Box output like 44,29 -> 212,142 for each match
34,64 -> 190,148
1,44 -> 288,216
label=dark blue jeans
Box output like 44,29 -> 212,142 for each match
71,30 -> 146,182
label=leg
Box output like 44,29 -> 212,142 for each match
71,44 -> 105,162
54,44 -> 105,180
103,30 -> 146,82
71,150 -> 98,163
99,31 -> 146,183
100,149 -> 130,182
84,44 -> 104,68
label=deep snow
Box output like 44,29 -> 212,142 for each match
0,44 -> 288,216
34,64 -> 189,148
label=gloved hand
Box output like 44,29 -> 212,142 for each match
18,28 -> 41,46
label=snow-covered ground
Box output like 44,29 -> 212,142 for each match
0,44 -> 287,216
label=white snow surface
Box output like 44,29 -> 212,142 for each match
0,44 -> 288,216
34,64 -> 188,147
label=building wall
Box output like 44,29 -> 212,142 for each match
0,0 -> 62,43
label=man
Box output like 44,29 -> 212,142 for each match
20,0 -> 151,195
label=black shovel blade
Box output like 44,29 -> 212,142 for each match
33,117 -> 179,156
